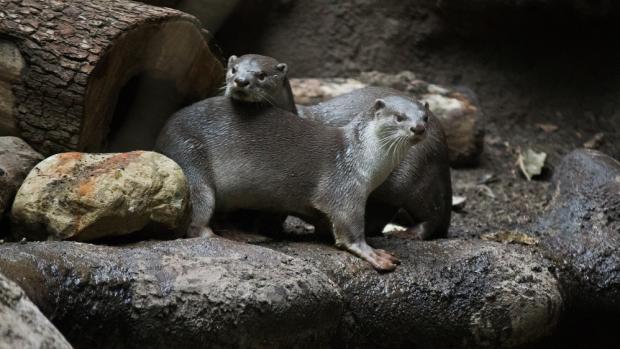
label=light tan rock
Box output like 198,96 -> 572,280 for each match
11,151 -> 189,241
0,137 -> 44,215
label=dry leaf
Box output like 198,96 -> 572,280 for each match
452,195 -> 467,211
481,231 -> 539,245
517,148 -> 547,181
584,132 -> 604,149
535,123 -> 559,133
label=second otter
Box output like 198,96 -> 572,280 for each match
226,54 -> 452,239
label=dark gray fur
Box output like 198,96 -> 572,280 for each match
226,55 -> 451,239
225,54 -> 297,114
155,96 -> 428,270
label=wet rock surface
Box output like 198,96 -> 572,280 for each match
532,149 -> 620,311
10,151 -> 189,241
0,238 -> 342,349
267,237 -> 562,348
0,236 -> 563,348
0,136 -> 43,216
0,272 -> 72,349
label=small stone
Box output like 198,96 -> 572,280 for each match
10,151 -> 189,241
0,137 -> 44,215
0,272 -> 71,349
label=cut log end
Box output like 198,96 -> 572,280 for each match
0,0 -> 225,155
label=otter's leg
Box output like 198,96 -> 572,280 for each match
327,207 -> 400,272
404,202 -> 450,240
185,168 -> 216,238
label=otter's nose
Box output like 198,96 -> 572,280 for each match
410,123 -> 426,135
234,77 -> 249,87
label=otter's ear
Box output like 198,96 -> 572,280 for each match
276,63 -> 288,75
374,99 -> 386,111
227,55 -> 238,68
424,102 -> 430,110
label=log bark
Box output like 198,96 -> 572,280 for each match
0,0 -> 224,155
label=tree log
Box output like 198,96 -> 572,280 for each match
0,0 -> 224,155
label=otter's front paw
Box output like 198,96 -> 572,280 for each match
342,241 -> 401,272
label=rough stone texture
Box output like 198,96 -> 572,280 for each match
291,73 -> 484,166
138,0 -> 241,31
268,238 -> 563,348
0,136 -> 43,215
0,238 -> 343,349
532,149 -> 620,312
0,0 -> 224,154
216,0 -> 445,78
0,272 -> 72,349
436,0 -> 620,31
0,235 -> 562,348
11,151 -> 189,241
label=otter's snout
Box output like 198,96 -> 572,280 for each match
410,123 -> 426,135
234,77 -> 250,87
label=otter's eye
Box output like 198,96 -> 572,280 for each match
257,72 -> 266,81
396,115 -> 406,122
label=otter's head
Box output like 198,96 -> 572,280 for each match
225,54 -> 289,103
372,95 -> 429,146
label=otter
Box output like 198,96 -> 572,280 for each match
155,95 -> 429,271
225,54 -> 297,114
226,54 -> 452,239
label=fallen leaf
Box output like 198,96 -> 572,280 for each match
584,132 -> 604,149
452,195 -> 467,210
477,173 -> 498,185
517,148 -> 547,181
477,184 -> 495,199
535,123 -> 559,133
481,231 -> 539,245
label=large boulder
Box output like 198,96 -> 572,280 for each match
269,238 -> 563,348
10,151 -> 189,241
290,72 -> 484,166
532,149 -> 620,311
0,238 -> 343,348
0,236 -> 563,348
0,272 -> 72,349
0,137 -> 43,215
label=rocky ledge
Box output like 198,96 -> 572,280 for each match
0,236 -> 561,348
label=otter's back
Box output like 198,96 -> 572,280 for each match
155,97 -> 344,212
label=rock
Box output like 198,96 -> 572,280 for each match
0,238 -> 343,348
0,272 -> 72,349
0,234 -> 563,348
290,73 -> 484,166
268,238 -> 562,348
10,151 -> 189,241
0,137 -> 43,215
533,149 -> 620,311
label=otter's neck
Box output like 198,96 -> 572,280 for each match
274,79 -> 298,115
344,116 -> 410,193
